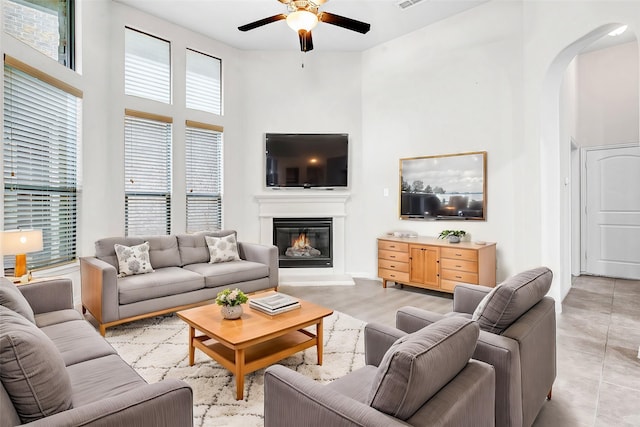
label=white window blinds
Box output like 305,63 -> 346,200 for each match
125,28 -> 171,103
3,60 -> 80,270
124,112 -> 172,236
185,122 -> 222,232
186,49 -> 221,115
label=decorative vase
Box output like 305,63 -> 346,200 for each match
221,305 -> 243,320
448,236 -> 461,244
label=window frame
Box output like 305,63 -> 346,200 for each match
124,27 -> 172,104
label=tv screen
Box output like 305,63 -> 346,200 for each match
266,133 -> 348,188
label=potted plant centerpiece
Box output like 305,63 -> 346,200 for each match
215,288 -> 248,319
438,229 -> 467,244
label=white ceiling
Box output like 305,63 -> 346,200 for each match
114,0 -> 488,52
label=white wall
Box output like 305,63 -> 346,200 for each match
576,41 -> 640,147
360,1 -> 524,281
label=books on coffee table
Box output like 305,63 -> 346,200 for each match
249,293 -> 301,315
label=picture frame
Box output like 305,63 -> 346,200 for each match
399,151 -> 487,221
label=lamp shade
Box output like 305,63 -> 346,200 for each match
2,229 -> 44,255
286,10 -> 318,32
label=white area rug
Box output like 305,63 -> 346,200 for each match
105,310 -> 365,427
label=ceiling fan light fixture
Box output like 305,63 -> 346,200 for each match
286,10 -> 318,32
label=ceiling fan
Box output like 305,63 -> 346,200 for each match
238,0 -> 371,52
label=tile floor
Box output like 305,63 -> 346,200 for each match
280,275 -> 640,427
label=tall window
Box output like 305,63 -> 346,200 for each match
185,122 -> 222,232
186,49 -> 221,115
124,28 -> 170,103
124,111 -> 172,236
3,57 -> 81,270
2,0 -> 75,69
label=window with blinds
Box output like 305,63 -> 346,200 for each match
3,61 -> 80,270
124,28 -> 170,103
124,112 -> 172,236
186,49 -> 221,115
185,122 -> 222,232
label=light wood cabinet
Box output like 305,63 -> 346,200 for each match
409,245 -> 440,289
378,236 -> 496,293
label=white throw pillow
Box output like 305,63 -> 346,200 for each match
114,241 -> 154,277
472,285 -> 500,321
205,234 -> 240,264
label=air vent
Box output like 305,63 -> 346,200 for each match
397,0 -> 425,9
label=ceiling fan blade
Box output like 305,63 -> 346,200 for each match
298,30 -> 314,52
238,14 -> 287,32
318,12 -> 370,34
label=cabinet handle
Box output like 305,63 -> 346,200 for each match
455,275 -> 462,279
455,253 -> 462,257
456,265 -> 462,268
390,245 -> 396,248
390,274 -> 396,278
390,255 -> 396,259
390,265 -> 395,268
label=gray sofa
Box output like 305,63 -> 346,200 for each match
264,316 -> 495,427
396,267 -> 556,427
80,230 -> 278,335
0,277 -> 193,427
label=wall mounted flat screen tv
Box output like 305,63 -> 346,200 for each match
400,151 -> 487,220
266,133 -> 348,188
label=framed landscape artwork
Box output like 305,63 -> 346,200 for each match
400,151 -> 487,221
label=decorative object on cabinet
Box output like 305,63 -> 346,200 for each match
437,229 -> 467,244
400,151 -> 487,221
377,236 -> 496,293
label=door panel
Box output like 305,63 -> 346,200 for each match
585,145 -> 640,279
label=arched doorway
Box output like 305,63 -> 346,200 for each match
540,24 -> 640,307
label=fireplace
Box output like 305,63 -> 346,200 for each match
273,217 -> 333,268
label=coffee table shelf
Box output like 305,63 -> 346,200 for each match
194,329 -> 316,374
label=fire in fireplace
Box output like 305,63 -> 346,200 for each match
273,217 -> 332,268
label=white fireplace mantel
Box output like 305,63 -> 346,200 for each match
255,192 -> 350,217
255,191 -> 352,285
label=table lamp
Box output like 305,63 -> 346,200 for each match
2,229 -> 43,278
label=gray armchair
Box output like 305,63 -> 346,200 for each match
264,317 -> 495,427
396,267 -> 556,427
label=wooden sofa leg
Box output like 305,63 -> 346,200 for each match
99,324 -> 107,337
547,387 -> 552,400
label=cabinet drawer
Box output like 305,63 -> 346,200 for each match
441,269 -> 478,284
440,279 -> 462,292
378,268 -> 409,283
378,259 -> 409,272
440,247 -> 477,262
440,258 -> 478,273
378,240 -> 409,252
378,249 -> 409,263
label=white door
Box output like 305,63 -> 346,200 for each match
584,144 -> 640,279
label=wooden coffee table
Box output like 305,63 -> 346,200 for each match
176,292 -> 333,400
